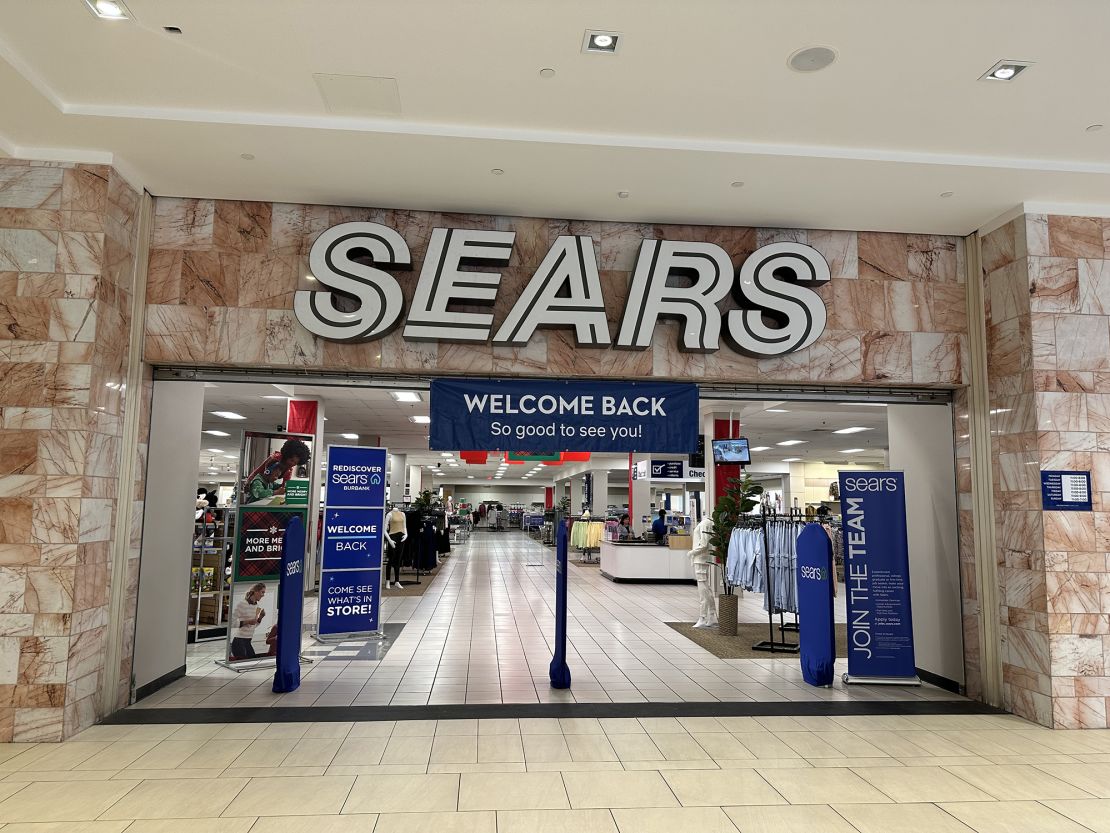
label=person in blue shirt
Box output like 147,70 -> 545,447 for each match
652,509 -> 667,544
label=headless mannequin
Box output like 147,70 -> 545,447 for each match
688,517 -> 718,629
384,506 -> 409,589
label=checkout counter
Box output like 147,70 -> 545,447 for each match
600,538 -> 696,583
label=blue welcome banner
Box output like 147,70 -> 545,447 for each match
429,379 -> 699,453
317,446 -> 387,639
838,471 -> 919,684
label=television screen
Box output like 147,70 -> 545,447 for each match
712,437 -> 751,465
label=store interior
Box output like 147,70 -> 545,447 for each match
133,379 -> 966,709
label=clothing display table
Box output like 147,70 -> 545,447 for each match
599,540 -> 696,583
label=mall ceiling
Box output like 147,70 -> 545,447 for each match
2,1 -> 1109,234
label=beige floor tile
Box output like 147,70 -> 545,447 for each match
692,733 -> 756,760
331,737 -> 388,766
620,760 -> 718,771
497,808 -> 617,833
109,768 -> 225,780
833,802 -> 975,833
716,759 -> 812,770
811,757 -> 903,768
118,725 -> 186,742
758,768 -> 891,804
663,769 -> 786,806
304,722 -> 355,739
220,766 -> 328,778
432,735 -> 479,764
372,810 -> 495,833
612,806 -> 739,833
1033,763 -> 1110,798
559,718 -> 604,735
563,770 -> 679,809
281,738 -> 342,767
3,769 -> 117,782
609,734 -> 663,761
430,763 -> 527,774
459,771 -> 569,811
250,815 -> 378,833
944,764 -> 1095,800
939,800 -> 1092,833
724,804 -> 858,833
178,739 -> 253,769
348,722 -> 396,738
436,720 -> 479,736
518,719 -> 563,735
854,730 -> 935,757
565,734 -> 618,762
123,819 -> 257,833
812,732 -> 889,758
773,732 -> 845,759
638,718 -> 686,734
259,723 -> 313,739
523,734 -> 572,763
732,733 -> 801,759
343,773 -> 460,814
74,741 -> 159,770
390,720 -> 438,737
222,774 -> 355,817
853,765 -> 994,803
599,718 -> 645,735
899,756 -> 989,767
0,822 -> 130,833
1041,799 -> 1110,833
678,717 -> 728,733
478,719 -> 519,735
219,724 -> 270,741
0,779 -> 141,822
101,777 -> 247,820
477,734 -> 525,763
14,742 -> 110,771
651,733 -> 713,761
227,739 -> 298,768
716,717 -> 764,733
381,736 -> 433,765
327,764 -> 428,776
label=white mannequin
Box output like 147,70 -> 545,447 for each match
688,516 -> 718,629
383,505 -> 409,589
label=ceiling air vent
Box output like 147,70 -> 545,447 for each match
314,74 -> 401,116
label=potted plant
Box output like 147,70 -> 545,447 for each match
708,474 -> 764,635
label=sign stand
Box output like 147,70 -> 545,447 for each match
548,511 -> 571,689
796,523 -> 836,687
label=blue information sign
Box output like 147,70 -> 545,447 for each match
320,508 -> 384,570
429,378 -> 699,453
325,445 -> 387,507
548,518 -> 571,689
838,471 -> 919,684
273,515 -> 306,693
651,460 -> 684,479
796,523 -> 836,687
319,569 -> 379,633
1041,470 -> 1092,511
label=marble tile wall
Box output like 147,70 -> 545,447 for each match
144,199 -> 970,386
0,159 -> 143,740
981,212 -> 1110,728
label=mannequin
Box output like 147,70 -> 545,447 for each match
688,516 -> 718,629
383,504 -> 408,589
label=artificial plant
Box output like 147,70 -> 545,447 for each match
708,473 -> 764,595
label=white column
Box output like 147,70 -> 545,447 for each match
570,475 -> 584,515
589,469 -> 609,515
408,464 -> 423,499
630,453 -> 651,534
390,452 -> 407,505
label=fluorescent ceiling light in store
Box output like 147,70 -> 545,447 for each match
205,448 -> 224,453
223,455 -> 237,459
833,427 -> 871,434
390,391 -> 422,402
85,0 -> 131,19
766,409 -> 790,413
409,416 -> 431,424
776,440 -> 805,446
211,411 -> 246,420
467,475 -> 475,479
749,446 -> 770,452
782,457 -> 802,463
448,463 -> 460,467
441,452 -> 453,457
840,448 -> 864,454
341,433 -> 359,440
262,395 -> 286,399
202,430 -> 230,437
840,402 -> 888,407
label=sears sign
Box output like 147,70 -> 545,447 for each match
294,222 -> 830,358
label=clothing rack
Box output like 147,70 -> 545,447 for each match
745,509 -> 803,654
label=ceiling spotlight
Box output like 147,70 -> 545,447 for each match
980,60 -> 1032,82
85,0 -> 131,19
203,430 -> 230,437
777,440 -> 806,446
940,191 -> 954,198
449,463 -> 460,467
539,68 -> 556,78
409,416 -> 431,424
491,168 -> 505,176
390,391 -> 422,403
211,411 -> 245,420
467,475 -> 475,479
584,30 -> 621,54
163,26 -> 182,34
833,426 -> 871,434
730,181 -> 745,188
617,191 -> 630,199
787,46 -> 837,73
341,433 -> 359,440
1086,124 -> 1104,133
440,452 -> 453,457
240,153 -> 255,161
840,449 -> 865,454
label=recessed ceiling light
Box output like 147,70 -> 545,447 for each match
1086,124 -> 1104,132
749,446 -> 771,452
940,191 -> 954,198
163,25 -> 182,34
410,416 -> 431,424
261,395 -> 286,399
205,448 -> 224,453
441,452 -> 453,457
766,408 -> 790,413
787,46 -> 837,73
782,457 -> 802,463
584,30 -> 620,53
341,433 -> 359,440
491,168 -> 505,176
980,60 -> 1032,82
730,181 -> 745,188
449,463 -> 460,467
85,0 -> 131,19
839,403 -> 888,407
203,430 -> 230,437
467,475 -> 475,479
539,68 -> 556,78
223,455 -> 237,459
833,426 -> 871,434
211,411 -> 245,420
840,448 -> 864,454
390,391 -> 422,403
777,440 -> 806,446
617,191 -> 630,199
240,153 -> 255,161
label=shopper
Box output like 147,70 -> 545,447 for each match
617,514 -> 633,540
652,509 -> 667,544
231,582 -> 266,659
242,439 -> 310,503
384,504 -> 408,589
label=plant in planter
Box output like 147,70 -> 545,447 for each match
708,473 -> 764,635
413,490 -> 441,510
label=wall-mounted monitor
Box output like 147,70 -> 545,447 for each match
711,437 -> 751,465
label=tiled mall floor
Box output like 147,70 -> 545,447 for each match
145,531 -> 961,709
3,714 -> 1110,832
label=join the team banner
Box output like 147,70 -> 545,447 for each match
837,471 -> 919,684
429,378 -> 699,453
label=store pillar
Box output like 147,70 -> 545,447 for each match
570,475 -> 585,515
588,469 -> 609,515
389,453 -> 406,505
408,464 -> 423,498
630,454 -> 650,534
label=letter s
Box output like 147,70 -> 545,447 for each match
725,242 -> 830,357
294,222 -> 411,342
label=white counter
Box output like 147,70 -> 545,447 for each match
600,540 -> 696,583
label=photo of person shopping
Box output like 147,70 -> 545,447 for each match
230,582 -> 267,659
242,439 -> 310,504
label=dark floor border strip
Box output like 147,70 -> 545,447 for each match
105,699 -> 1004,725
916,667 -> 963,695
133,665 -> 186,703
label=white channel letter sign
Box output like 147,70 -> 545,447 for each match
293,222 -> 831,357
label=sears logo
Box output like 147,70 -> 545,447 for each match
800,565 -> 827,581
844,476 -> 899,492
